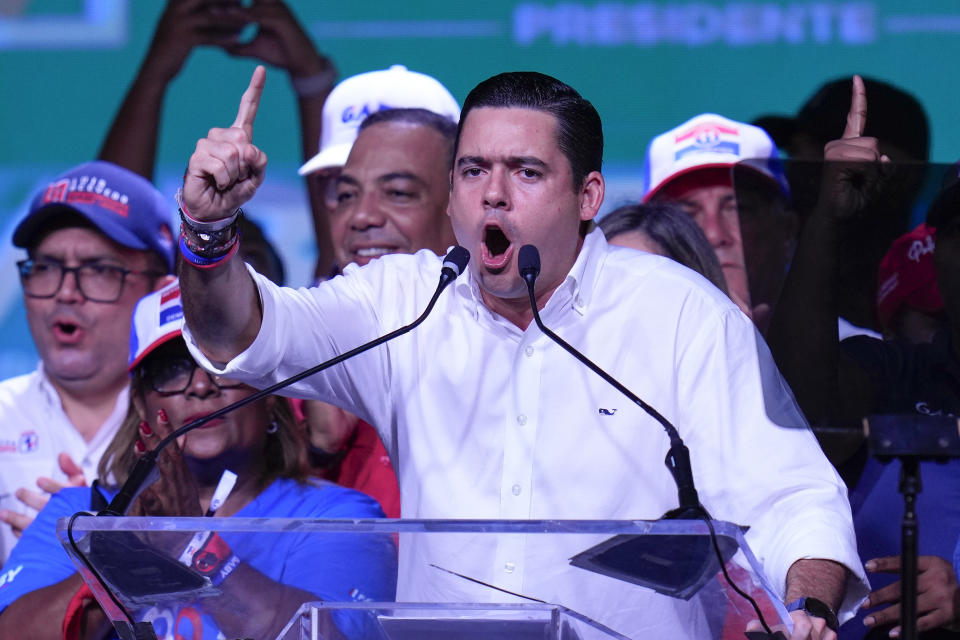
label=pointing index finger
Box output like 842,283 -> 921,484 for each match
842,74 -> 867,139
232,65 -> 266,135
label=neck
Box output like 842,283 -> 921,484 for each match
480,285 -> 558,331
48,374 -> 128,443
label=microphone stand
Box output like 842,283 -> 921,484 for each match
100,245 -> 470,516
859,414 -> 960,640
517,245 -> 703,518
517,245 -> 786,637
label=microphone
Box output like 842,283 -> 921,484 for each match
100,246 -> 470,516
517,245 -> 702,518
518,245 -> 731,602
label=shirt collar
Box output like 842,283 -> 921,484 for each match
454,227 -> 608,324
36,360 -> 131,442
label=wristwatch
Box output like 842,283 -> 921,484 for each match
785,597 -> 839,633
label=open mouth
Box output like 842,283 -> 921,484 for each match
481,224 -> 514,271
52,320 -> 83,343
57,322 -> 78,335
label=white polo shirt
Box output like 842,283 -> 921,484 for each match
186,229 -> 868,636
0,365 -> 126,564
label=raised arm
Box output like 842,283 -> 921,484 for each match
766,76 -> 886,448
179,66 -> 268,363
99,0 -> 247,178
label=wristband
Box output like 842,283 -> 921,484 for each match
176,188 -> 240,233
179,208 -> 241,251
785,597 -> 839,632
179,233 -> 240,268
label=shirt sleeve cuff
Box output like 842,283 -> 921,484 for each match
182,263 -> 280,379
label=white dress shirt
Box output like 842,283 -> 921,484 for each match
0,364 -> 127,564
186,229 -> 867,637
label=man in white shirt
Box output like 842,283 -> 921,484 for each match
177,67 -> 867,639
0,161 -> 175,563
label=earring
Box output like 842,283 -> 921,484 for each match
266,421 -> 279,434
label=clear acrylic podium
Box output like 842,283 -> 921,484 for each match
57,517 -> 791,640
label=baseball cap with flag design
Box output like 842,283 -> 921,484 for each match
128,279 -> 183,371
641,113 -> 789,202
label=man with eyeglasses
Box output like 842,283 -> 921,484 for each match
0,161 -> 175,563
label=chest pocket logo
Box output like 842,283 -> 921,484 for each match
18,431 -> 39,453
599,408 -> 617,416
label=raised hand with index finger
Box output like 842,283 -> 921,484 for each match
182,66 -> 269,221
818,74 -> 891,219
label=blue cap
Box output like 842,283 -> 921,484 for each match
13,161 -> 176,273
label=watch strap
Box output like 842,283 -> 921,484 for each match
785,597 -> 839,633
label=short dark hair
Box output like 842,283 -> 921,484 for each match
600,202 -> 728,295
455,72 -> 603,191
359,107 -> 458,170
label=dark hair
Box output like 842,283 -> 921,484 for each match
360,107 -> 458,141
455,72 -> 603,191
359,108 -> 457,171
600,202 -> 729,294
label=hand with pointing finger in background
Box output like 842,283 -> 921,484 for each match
817,74 -> 892,221
182,65 -> 269,221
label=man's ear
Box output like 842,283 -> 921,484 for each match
579,171 -> 605,222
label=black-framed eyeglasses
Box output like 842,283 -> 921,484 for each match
139,355 -> 246,396
17,258 -> 163,303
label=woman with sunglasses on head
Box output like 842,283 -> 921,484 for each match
0,280 -> 396,640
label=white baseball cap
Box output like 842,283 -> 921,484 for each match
640,113 -> 789,201
298,64 -> 460,176
128,279 -> 183,371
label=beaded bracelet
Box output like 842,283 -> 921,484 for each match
179,233 -> 241,269
180,206 -> 241,248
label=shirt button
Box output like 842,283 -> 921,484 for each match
524,346 -> 534,357
504,562 -> 515,573
516,414 -> 527,426
575,295 -> 585,307
512,484 -> 522,496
